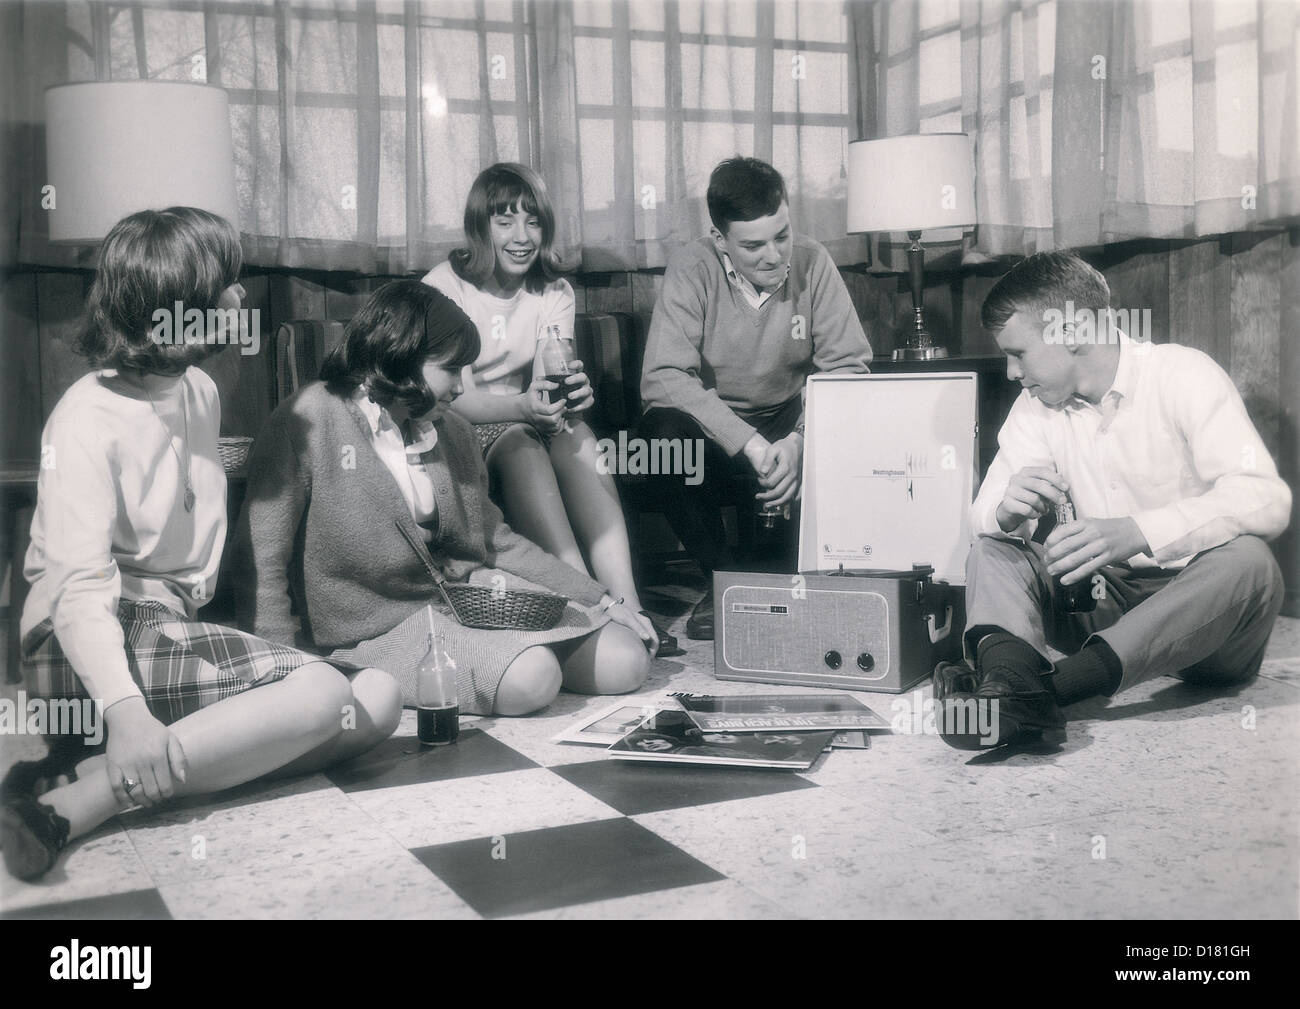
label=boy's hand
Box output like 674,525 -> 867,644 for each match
754,433 -> 803,508
995,466 -> 1069,532
1045,516 -> 1149,584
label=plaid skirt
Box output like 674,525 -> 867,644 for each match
21,599 -> 324,726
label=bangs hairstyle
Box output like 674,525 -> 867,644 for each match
706,157 -> 787,234
320,280 -> 480,416
77,207 -> 242,374
981,250 -> 1111,335
449,162 -> 569,293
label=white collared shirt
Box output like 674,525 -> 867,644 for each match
971,331 -> 1291,567
722,252 -> 788,309
353,388 -> 439,526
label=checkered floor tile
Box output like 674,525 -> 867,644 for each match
2,599 -> 1298,920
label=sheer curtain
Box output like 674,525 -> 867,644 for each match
11,0 -> 867,273
868,0 -> 1300,263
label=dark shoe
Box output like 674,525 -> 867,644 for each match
685,589 -> 715,640
0,736 -> 85,802
642,611 -> 684,658
1,795 -> 71,881
937,665 -> 1066,751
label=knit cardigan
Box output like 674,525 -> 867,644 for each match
229,381 -> 607,651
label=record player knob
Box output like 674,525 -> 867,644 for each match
824,650 -> 842,670
856,652 -> 875,672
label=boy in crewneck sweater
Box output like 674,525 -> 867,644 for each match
639,158 -> 873,639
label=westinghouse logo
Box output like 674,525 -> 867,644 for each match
49,941 -> 151,989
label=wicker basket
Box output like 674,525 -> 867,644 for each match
218,436 -> 254,474
436,581 -> 567,631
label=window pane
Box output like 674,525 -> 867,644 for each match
378,24 -> 406,97
134,10 -> 206,81
575,34 -> 614,105
573,1 -> 614,30
631,40 -> 667,109
681,42 -> 754,110
775,0 -> 847,44
291,107 -> 357,239
296,15 -> 356,94
579,118 -> 616,229
425,28 -> 481,101
773,49 -> 846,115
633,120 -> 667,241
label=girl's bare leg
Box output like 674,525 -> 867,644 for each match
33,661 -> 356,843
270,666 -> 402,776
488,426 -> 587,573
548,422 -> 644,611
552,623 -> 650,695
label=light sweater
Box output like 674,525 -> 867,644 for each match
21,368 -> 227,710
640,235 -> 873,456
230,382 -> 607,652
422,260 -> 575,396
971,331 -> 1292,566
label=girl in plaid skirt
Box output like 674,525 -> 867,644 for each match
1,208 -> 401,882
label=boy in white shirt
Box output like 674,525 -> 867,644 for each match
938,251 -> 1290,750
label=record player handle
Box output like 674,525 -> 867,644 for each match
926,606 -> 954,644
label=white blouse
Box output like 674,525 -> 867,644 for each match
352,388 -> 440,529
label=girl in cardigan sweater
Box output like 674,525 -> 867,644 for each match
231,280 -> 652,716
2,208 -> 400,882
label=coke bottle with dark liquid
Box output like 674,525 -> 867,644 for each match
1053,496 -> 1097,613
539,324 -> 574,406
416,631 -> 459,746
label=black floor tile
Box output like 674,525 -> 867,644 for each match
325,727 -> 537,792
551,758 -> 818,815
1,888 -> 172,920
411,817 -> 723,918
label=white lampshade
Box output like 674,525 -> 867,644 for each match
45,81 -> 238,243
847,133 -> 975,235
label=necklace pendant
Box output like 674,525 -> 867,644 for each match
184,486 -> 196,513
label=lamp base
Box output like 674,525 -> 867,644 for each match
892,345 -> 949,361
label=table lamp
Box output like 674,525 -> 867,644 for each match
45,81 -> 238,243
847,133 -> 975,360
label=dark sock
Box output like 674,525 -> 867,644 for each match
1050,639 -> 1123,705
976,631 -> 1051,695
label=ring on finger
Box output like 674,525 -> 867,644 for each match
123,777 -> 139,794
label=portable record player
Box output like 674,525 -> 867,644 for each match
715,373 -> 977,693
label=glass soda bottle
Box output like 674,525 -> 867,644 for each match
416,632 -> 459,745
1053,495 -> 1097,614
539,324 -> 574,407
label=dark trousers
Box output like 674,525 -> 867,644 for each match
639,400 -> 802,577
964,534 -> 1285,691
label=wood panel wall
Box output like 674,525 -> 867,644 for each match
3,230 -> 1298,611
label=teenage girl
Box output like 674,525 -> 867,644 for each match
423,163 -> 683,658
0,208 -> 400,882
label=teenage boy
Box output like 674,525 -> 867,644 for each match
937,250 -> 1290,750
639,157 -> 873,639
